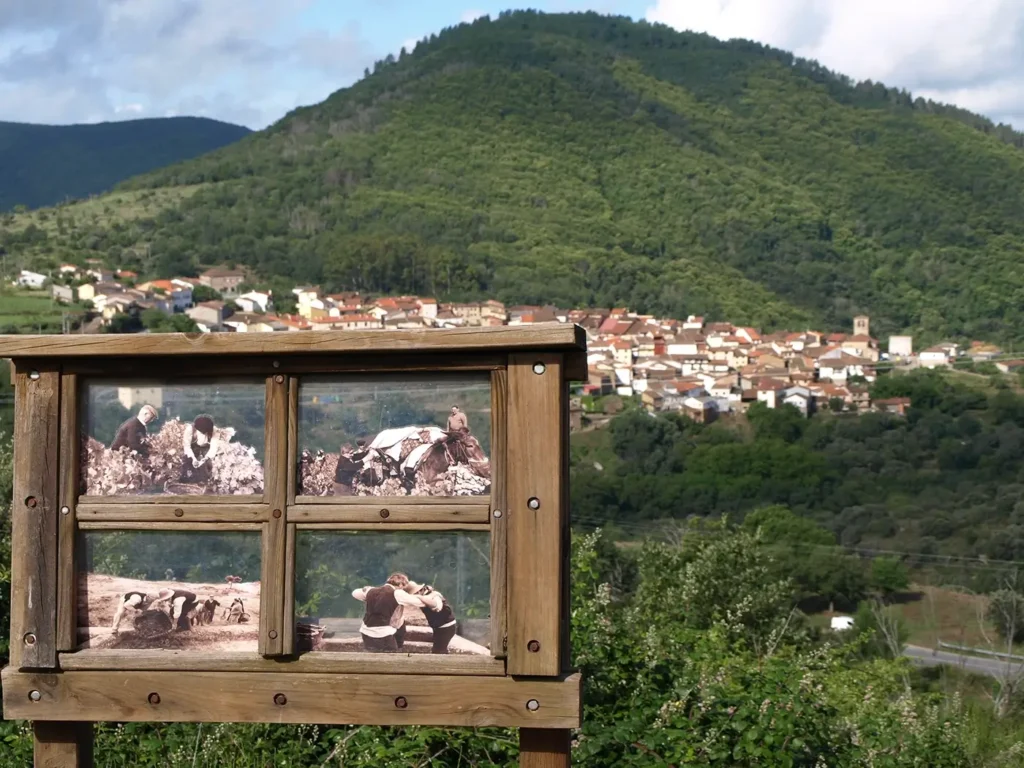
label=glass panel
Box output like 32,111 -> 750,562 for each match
80,379 -> 266,496
78,531 -> 261,651
295,531 -> 491,656
297,374 -> 491,497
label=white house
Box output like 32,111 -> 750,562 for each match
818,352 -> 873,383
16,270 -> 47,289
830,616 -> 854,631
919,344 -> 956,369
236,290 -> 274,314
888,335 -> 913,358
782,386 -> 815,417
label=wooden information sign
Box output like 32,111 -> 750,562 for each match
0,324 -> 586,767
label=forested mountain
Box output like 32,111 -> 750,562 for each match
5,11 -> 1024,343
0,117 -> 250,211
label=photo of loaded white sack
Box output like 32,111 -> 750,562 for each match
79,380 -> 266,496
297,374 -> 492,497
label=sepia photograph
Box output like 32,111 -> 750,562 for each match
80,380 -> 266,496
297,375 -> 492,497
77,531 -> 261,651
294,531 -> 491,655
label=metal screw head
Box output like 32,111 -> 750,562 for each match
23,633 -> 36,646
492,509 -> 503,519
60,505 -> 70,516
532,362 -> 546,375
28,370 -> 40,381
269,630 -> 278,640
527,639 -> 540,653
526,699 -> 540,712
527,497 -> 540,510
379,508 -> 390,519
274,374 -> 285,384
273,508 -> 282,519
25,496 -> 37,509
394,696 -> 408,709
173,508 -> 184,518
273,693 -> 287,706
148,692 -> 161,705
28,690 -> 41,702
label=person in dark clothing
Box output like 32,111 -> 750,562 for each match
179,414 -> 218,484
111,405 -> 159,457
407,582 -> 458,654
351,572 -> 425,652
150,588 -> 200,631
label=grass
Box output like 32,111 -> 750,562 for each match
2,184 -> 210,234
0,289 -> 83,333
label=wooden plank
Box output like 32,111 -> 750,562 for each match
57,373 -> 78,652
506,354 -> 564,676
490,368 -> 508,658
58,650 -> 506,676
33,721 -> 93,768
78,494 -> 260,505
259,375 -> 288,656
560,366 -> 572,673
520,728 -> 571,768
3,668 -> 581,728
286,377 -> 298,506
75,504 -> 269,523
78,522 -> 262,532
60,352 -> 506,378
11,363 -> 61,669
289,504 -> 490,524
294,494 -> 486,506
295,522 -> 491,532
0,324 -> 585,358
564,347 -> 587,382
283,523 -> 296,655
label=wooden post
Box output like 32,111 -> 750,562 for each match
520,728 -> 571,768
33,721 -> 93,768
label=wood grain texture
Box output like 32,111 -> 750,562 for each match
58,650 -> 506,676
3,668 -> 581,728
259,375 -> 288,656
294,494 -> 486,506
490,368 -> 508,658
0,324 -> 585,358
283,523 -> 296,655
75,504 -> 269,522
11,363 -> 61,669
33,721 -> 93,768
506,354 -> 564,676
77,522 -> 262,531
294,522 -> 491,532
286,376 -> 298,506
288,504 -> 490,524
57,374 -> 78,652
520,728 -> 572,768
78,494 -> 260,505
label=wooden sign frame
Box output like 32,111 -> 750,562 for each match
0,324 -> 585,767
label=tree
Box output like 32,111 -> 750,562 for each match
870,556 -> 909,599
988,589 -> 1024,643
191,284 -> 222,304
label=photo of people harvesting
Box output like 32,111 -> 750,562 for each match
297,375 -> 491,497
80,381 -> 266,496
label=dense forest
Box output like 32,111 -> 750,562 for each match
3,11 -> 1024,344
0,117 -> 250,211
574,370 -> 1024,577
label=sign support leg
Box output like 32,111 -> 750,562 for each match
519,728 -> 570,767
33,721 -> 93,768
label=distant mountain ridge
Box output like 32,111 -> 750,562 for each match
4,11 -> 1024,344
0,117 -> 251,211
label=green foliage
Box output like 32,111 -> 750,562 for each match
871,556 -> 911,597
2,12 -> 1023,339
0,118 -> 250,211
191,284 -> 223,303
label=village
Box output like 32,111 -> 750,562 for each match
16,262 -> 1022,423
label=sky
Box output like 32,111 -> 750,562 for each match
0,0 -> 1022,131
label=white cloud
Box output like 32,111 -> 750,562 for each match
645,0 -> 1024,127
114,103 -> 144,114
460,9 -> 486,23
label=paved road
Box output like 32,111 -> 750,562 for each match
904,645 -> 1022,678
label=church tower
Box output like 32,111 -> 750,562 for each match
853,315 -> 870,337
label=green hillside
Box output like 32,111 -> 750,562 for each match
0,117 -> 250,211
4,11 -> 1024,342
